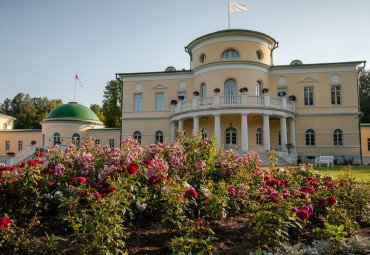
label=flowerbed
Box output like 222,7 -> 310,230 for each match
0,132 -> 369,254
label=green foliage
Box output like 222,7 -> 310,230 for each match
102,80 -> 121,128
312,222 -> 348,243
359,68 -> 370,123
90,103 -> 105,123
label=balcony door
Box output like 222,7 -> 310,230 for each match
224,79 -> 237,104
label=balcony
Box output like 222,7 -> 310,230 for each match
171,95 -> 295,116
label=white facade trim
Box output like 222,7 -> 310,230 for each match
191,35 -> 272,52
296,146 -> 360,148
296,105 -> 358,109
121,116 -> 170,120
123,110 -> 171,113
297,112 -> 360,116
122,73 -> 193,82
194,62 -> 270,76
270,66 -> 356,74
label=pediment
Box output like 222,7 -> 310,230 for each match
152,84 -> 168,90
300,77 -> 318,84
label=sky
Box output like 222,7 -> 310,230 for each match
1,0 -> 369,108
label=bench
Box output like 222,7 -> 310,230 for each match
315,156 -> 334,167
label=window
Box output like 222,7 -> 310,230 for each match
278,131 -> 281,146
3,123 -> 7,130
224,79 -> 237,104
256,81 -> 262,96
305,129 -> 315,146
109,139 -> 114,147
156,93 -> 164,110
334,129 -> 343,146
200,83 -> 207,105
42,134 -> 45,147
178,92 -> 187,101
331,86 -> 341,105
304,87 -> 314,106
201,128 -> 207,139
256,50 -> 263,60
225,126 -> 237,149
221,49 -> 240,59
72,133 -> 80,147
18,141 -> 23,151
134,94 -> 142,111
368,138 -> 370,151
256,128 -> 262,145
95,139 -> 100,145
277,87 -> 287,98
155,131 -> 164,143
200,54 -> 206,63
53,133 -> 61,146
5,140 -> 10,151
133,131 -> 141,145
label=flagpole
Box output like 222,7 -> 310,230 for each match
228,0 -> 230,29
74,73 -> 76,102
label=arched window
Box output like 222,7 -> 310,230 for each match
200,54 -> 206,63
53,133 -> 61,146
155,131 -> 164,143
225,126 -> 237,149
224,79 -> 237,104
305,129 -> 315,146
42,134 -> 45,147
256,81 -> 262,96
221,49 -> 240,59
256,128 -> 262,145
201,128 -> 207,139
72,133 -> 81,147
133,131 -> 141,145
334,129 -> 343,146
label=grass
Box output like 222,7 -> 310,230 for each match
312,165 -> 370,183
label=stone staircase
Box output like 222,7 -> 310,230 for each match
237,150 -> 293,166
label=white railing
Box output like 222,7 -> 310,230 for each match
5,145 -> 35,166
171,94 -> 295,115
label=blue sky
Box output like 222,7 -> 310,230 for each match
1,0 -> 369,107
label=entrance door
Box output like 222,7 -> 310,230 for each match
225,126 -> 237,149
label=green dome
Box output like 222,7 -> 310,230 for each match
46,102 -> 100,121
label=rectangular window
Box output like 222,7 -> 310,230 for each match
178,92 -> 187,101
331,86 -> 341,105
368,138 -> 370,151
5,140 -> 10,151
156,93 -> 164,110
134,94 -> 142,111
109,139 -> 114,148
95,139 -> 100,145
304,87 -> 314,106
18,141 -> 23,151
277,87 -> 287,98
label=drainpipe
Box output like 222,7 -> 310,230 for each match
270,42 -> 279,66
356,60 -> 366,165
115,73 -> 124,145
184,46 -> 192,70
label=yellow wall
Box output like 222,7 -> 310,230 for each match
0,130 -> 41,156
360,125 -> 370,164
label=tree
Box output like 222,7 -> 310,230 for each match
90,104 -> 105,123
101,80 -> 121,128
359,69 -> 370,123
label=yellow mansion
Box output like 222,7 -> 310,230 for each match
1,29 -> 368,165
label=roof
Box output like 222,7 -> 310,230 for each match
0,113 -> 16,120
46,102 -> 100,121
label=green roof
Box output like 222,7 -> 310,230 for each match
46,102 -> 100,121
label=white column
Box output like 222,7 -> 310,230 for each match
193,117 -> 199,133
241,114 -> 248,152
214,115 -> 221,147
178,119 -> 184,131
263,114 -> 270,150
289,118 -> 296,148
280,116 -> 287,151
171,121 -> 176,143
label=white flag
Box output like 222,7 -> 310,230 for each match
229,1 -> 247,13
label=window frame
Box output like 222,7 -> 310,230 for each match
178,92 -> 187,102
156,93 -> 164,111
368,138 -> 370,151
53,133 -> 61,146
305,129 -> 315,146
334,129 -> 343,146
134,94 -> 143,112
18,140 -> 23,151
109,139 -> 114,148
133,131 -> 142,145
256,128 -> 262,145
155,131 -> 164,143
95,139 -> 100,145
331,86 -> 341,105
5,140 -> 10,151
256,81 -> 262,96
221,49 -> 240,59
304,87 -> 314,106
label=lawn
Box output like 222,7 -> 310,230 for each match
308,165 -> 370,182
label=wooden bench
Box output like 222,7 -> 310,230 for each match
315,156 -> 334,167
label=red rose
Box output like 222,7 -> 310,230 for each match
299,193 -> 307,200
93,191 -> 100,199
184,189 -> 198,199
148,174 -> 164,185
177,194 -> 185,202
317,198 -> 326,205
264,176 -> 270,181
101,187 -> 116,197
20,162 -> 26,168
326,196 -> 337,206
228,187 -> 237,198
71,176 -> 77,183
0,217 -> 11,228
145,159 -> 153,166
38,152 -> 45,157
291,208 -> 298,213
127,163 -> 138,175
77,177 -> 86,184
80,190 -> 88,197
340,182 -> 345,186
300,186 -> 315,195
296,209 -> 309,220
